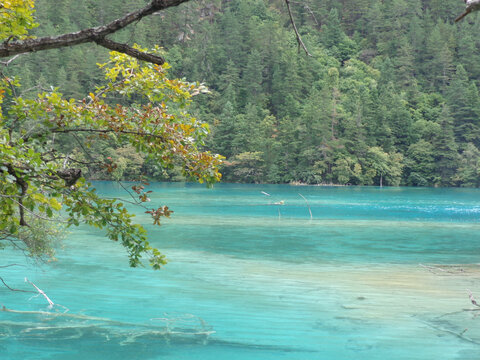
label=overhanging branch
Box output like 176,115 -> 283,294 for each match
456,0 -> 480,22
0,0 -> 191,63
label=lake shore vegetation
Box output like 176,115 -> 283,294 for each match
4,0 -> 480,188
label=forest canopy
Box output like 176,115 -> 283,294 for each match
5,0 -> 480,188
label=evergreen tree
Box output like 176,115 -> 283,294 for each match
446,65 -> 480,147
432,106 -> 459,186
7,0 -> 480,187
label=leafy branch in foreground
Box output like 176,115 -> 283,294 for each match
0,0 -> 190,64
0,48 -> 222,269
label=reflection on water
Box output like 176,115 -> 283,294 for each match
2,183 -> 480,359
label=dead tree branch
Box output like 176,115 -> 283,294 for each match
419,263 -> 466,275
0,264 -> 25,268
284,0 -> 312,56
0,54 -> 22,67
289,1 -> 320,28
25,278 -> 55,308
456,0 -> 480,22
0,0 -> 191,64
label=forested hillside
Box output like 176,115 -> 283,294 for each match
8,0 -> 480,187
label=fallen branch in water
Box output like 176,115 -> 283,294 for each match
419,263 -> 465,275
298,193 -> 313,219
1,306 -> 216,341
416,317 -> 480,345
0,264 -> 26,268
419,263 -> 447,274
468,289 -> 480,307
1,306 -> 119,322
25,278 -> 55,308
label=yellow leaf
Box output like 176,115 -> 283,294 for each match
49,198 -> 62,211
31,193 -> 47,203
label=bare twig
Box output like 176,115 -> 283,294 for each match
0,54 -> 22,67
0,264 -> 25,268
116,181 -> 150,209
284,0 -> 312,56
0,277 -> 35,293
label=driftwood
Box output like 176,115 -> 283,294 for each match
416,317 -> 480,345
418,263 -> 466,275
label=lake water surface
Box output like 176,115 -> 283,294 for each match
2,183 -> 480,359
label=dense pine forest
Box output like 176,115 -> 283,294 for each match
7,0 -> 480,187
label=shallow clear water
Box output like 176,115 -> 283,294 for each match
2,183 -> 480,359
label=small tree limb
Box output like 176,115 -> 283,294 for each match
25,278 -> 54,308
94,38 -> 165,65
0,54 -> 22,67
0,277 -> 35,293
0,264 -> 25,268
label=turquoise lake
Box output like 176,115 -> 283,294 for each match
2,183 -> 480,359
